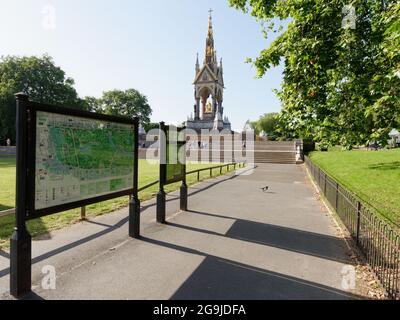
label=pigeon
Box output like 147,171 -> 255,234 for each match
260,186 -> 269,192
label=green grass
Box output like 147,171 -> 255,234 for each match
0,157 -> 16,211
0,157 -> 239,249
309,149 -> 400,228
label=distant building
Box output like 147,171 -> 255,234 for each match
389,128 -> 399,139
186,11 -> 232,133
389,128 -> 400,147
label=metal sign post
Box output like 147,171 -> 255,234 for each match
129,118 -> 141,239
157,122 -> 167,223
179,130 -> 188,211
180,147 -> 188,211
10,93 -> 32,298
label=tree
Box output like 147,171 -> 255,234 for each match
0,54 -> 85,143
252,113 -> 279,137
368,2 -> 400,142
229,0 -> 398,148
143,122 -> 160,132
82,96 -> 102,113
86,89 -> 152,126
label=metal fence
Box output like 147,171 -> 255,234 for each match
0,162 -> 244,219
305,156 -> 400,299
137,162 -> 243,195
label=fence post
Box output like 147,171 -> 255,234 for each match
80,207 -> 86,220
210,168 -> 212,177
180,175 -> 188,211
335,182 -> 339,211
318,167 -> 321,186
356,201 -> 361,245
324,174 -> 327,195
197,171 -> 200,181
220,166 -> 222,175
312,163 -> 315,177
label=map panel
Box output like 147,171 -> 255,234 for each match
166,142 -> 185,183
35,111 -> 135,210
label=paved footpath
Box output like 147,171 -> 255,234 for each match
0,164 -> 361,300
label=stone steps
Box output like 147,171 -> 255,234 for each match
138,142 -> 300,164
254,147 -> 295,151
254,151 -> 297,164
252,141 -> 298,164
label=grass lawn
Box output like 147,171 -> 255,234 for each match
0,157 -> 15,211
0,157 -> 239,249
309,149 -> 400,228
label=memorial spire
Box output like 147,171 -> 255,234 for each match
204,9 -> 216,66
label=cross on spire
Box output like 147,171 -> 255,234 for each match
209,8 -> 213,18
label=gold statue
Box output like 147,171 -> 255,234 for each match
205,100 -> 213,113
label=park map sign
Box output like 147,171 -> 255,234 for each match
157,123 -> 187,225
166,139 -> 186,184
10,94 -> 140,298
35,111 -> 136,211
164,125 -> 186,185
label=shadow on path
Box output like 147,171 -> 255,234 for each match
167,210 -> 352,265
141,237 -> 361,300
0,204 -> 13,211
0,250 -> 9,259
0,174 -> 238,278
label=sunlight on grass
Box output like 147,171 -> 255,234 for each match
0,157 -> 16,211
310,149 -> 400,228
0,157 -> 240,249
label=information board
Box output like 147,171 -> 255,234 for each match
10,94 -> 140,299
157,122 -> 187,224
164,126 -> 186,185
166,141 -> 186,184
34,111 -> 136,212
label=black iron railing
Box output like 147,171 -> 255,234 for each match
138,162 -> 245,192
305,156 -> 400,300
0,162 -> 245,219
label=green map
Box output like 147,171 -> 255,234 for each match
166,142 -> 185,183
35,111 -> 135,210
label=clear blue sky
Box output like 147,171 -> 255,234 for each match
0,0 -> 284,131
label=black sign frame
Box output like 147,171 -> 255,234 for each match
25,101 -> 139,220
163,125 -> 187,186
156,122 -> 187,224
10,93 -> 140,298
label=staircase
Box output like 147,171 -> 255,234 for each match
254,141 -> 297,164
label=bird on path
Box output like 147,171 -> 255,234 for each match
260,186 -> 269,192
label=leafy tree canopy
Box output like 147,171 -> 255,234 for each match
229,0 -> 399,148
0,54 -> 85,143
251,112 -> 279,136
143,122 -> 160,132
85,89 -> 152,126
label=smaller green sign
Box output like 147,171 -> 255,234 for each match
166,141 -> 185,184
163,125 -> 186,185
